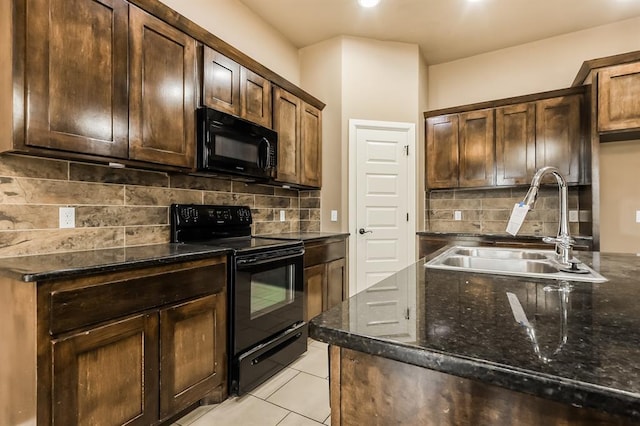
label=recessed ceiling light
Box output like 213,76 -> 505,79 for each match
358,0 -> 380,8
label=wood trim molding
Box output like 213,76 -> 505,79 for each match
424,86 -> 586,118
572,50 -> 640,87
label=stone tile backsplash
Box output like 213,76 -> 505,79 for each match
426,187 -> 586,236
0,154 -> 320,258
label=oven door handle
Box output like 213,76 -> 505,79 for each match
236,249 -> 304,267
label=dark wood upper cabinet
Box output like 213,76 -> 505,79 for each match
201,47 -> 241,116
535,95 -> 582,184
495,103 -> 536,185
598,62 -> 640,133
427,88 -> 586,189
273,86 -> 301,185
300,103 -> 322,187
129,6 -> 197,168
426,114 -> 459,189
25,0 -> 129,158
240,67 -> 272,128
201,46 -> 272,128
459,109 -> 495,187
426,109 -> 494,189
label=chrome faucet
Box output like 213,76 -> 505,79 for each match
521,166 -> 574,266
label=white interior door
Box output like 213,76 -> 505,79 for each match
349,119 -> 416,296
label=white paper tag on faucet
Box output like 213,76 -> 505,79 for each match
506,203 -> 529,236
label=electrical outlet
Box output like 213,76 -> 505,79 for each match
59,207 -> 75,228
569,210 -> 579,223
279,210 -> 286,222
331,210 -> 338,222
454,210 -> 462,221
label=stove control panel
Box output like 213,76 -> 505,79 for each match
171,204 -> 253,228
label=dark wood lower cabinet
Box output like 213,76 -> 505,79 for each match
159,294 -> 226,418
305,264 -> 325,321
1,256 -> 227,425
52,314 -> 159,426
303,237 -> 348,322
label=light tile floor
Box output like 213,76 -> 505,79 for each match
173,340 -> 331,426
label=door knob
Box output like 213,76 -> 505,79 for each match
359,228 -> 372,235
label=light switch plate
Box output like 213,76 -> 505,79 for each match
454,210 -> 462,221
331,210 -> 338,222
279,210 -> 286,222
636,210 -> 640,223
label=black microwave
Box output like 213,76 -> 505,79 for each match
196,107 -> 277,181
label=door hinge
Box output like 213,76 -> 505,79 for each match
405,308 -> 411,320
406,213 -> 409,222
404,145 -> 409,156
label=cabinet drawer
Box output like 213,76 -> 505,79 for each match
304,240 -> 346,268
50,263 -> 225,335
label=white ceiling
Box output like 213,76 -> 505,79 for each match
238,0 -> 640,65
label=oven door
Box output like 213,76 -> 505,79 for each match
233,247 -> 304,355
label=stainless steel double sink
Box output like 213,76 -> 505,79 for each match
425,246 -> 607,283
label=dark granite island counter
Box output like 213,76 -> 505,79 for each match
310,251 -> 640,425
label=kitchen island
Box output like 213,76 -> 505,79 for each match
309,250 -> 640,425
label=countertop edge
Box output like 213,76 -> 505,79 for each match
2,246 -> 231,283
309,322 -> 640,420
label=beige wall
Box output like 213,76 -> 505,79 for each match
428,16 -> 640,109
299,38 -> 343,232
299,36 -> 428,233
157,0 -> 300,84
600,141 -> 640,254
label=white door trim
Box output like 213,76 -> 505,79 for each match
348,119 -> 416,297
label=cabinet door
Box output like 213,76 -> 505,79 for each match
52,314 -> 159,426
458,109 -> 495,187
129,6 -> 196,168
326,258 -> 347,311
202,47 -> 241,116
305,264 -> 325,322
535,95 -> 582,184
426,115 -> 459,189
273,86 -> 302,184
495,103 -> 536,185
159,294 -> 226,418
240,67 -> 272,127
25,0 -> 129,157
300,103 -> 322,188
598,62 -> 640,132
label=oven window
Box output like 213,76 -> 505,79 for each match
250,264 -> 295,320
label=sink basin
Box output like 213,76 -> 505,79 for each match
425,246 -> 607,283
453,247 -> 547,260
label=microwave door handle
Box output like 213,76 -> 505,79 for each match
258,138 -> 270,170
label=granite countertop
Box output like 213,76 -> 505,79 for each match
257,232 -> 350,242
0,244 -> 230,282
310,250 -> 640,419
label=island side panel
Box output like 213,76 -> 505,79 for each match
0,277 -> 37,426
334,347 -> 636,426
329,345 -> 341,425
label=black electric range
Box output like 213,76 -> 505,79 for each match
170,204 -> 307,395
